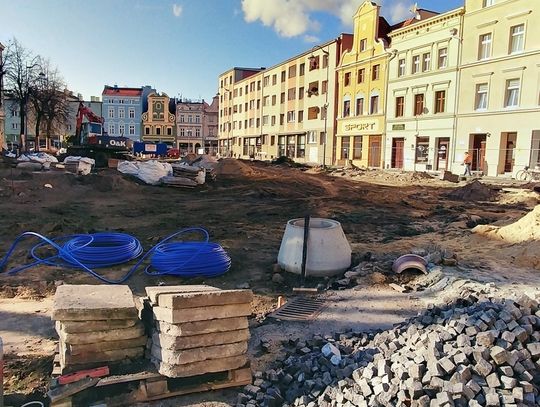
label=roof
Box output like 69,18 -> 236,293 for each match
391,9 -> 439,30
102,86 -> 142,97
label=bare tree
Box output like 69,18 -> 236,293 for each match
29,60 -> 70,151
3,38 -> 41,151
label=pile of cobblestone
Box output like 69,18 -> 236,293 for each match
239,294 -> 540,406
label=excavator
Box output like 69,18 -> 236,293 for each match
67,102 -> 132,167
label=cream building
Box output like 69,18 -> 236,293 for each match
455,0 -> 540,177
385,7 -> 464,172
218,35 -> 352,165
141,93 -> 176,144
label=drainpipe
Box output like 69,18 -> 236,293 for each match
385,48 -> 398,169
450,11 -> 465,174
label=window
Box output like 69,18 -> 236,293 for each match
289,65 -> 296,78
435,91 -> 446,114
395,96 -> 404,117
505,79 -> 520,108
360,38 -> 367,51
353,136 -> 362,159
11,123 -> 18,130
129,107 -> 135,118
278,136 -> 286,156
281,71 -> 286,82
398,59 -> 406,77
145,127 -> 149,135
129,125 -> 135,135
250,82 -> 255,92
343,100 -> 351,117
272,74 -> 277,85
344,72 -> 351,86
11,109 -> 18,117
341,137 -> 350,160
356,98 -> 364,116
119,124 -> 125,135
308,106 -> 319,120
264,76 -> 270,86
287,111 -> 295,123
156,127 -> 161,136
118,108 -> 125,119
272,95 -> 276,105
299,63 -> 305,76
288,88 -> 296,100
412,56 -> 420,74
297,135 -> 305,158
358,68 -> 365,84
509,24 -> 525,54
249,118 -> 254,128
256,99 -> 260,109
370,96 -> 379,115
483,0 -> 495,6
415,137 -> 429,163
478,33 -> 492,60
167,127 -> 172,136
308,81 -> 319,96
309,55 -> 319,71
280,114 -> 284,125
307,130 -> 317,144
263,96 -> 269,106
298,110 -> 303,123
372,64 -> 380,80
322,54 -> 328,69
299,87 -> 304,100
109,123 -> 115,134
422,53 -> 431,71
108,107 -> 114,118
271,116 -> 276,126
196,128 -> 200,137
180,128 -> 185,137
280,92 -> 285,104
438,48 -> 448,69
414,94 -> 425,115
195,115 -> 201,123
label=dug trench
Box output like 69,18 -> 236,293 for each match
0,158 -> 538,404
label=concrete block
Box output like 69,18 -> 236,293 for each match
145,285 -> 219,303
60,345 -> 144,365
148,287 -> 253,309
57,322 -> 145,345
58,318 -> 136,333
52,285 -> 137,321
66,335 -> 147,355
152,354 -> 248,378
155,316 -> 248,336
152,328 -> 250,350
152,302 -> 251,323
151,341 -> 248,365
490,346 -> 508,365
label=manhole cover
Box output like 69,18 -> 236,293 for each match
269,296 -> 326,321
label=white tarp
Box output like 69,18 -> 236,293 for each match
117,160 -> 172,185
63,156 -> 95,175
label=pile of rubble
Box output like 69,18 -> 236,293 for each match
239,294 -> 540,406
52,285 -> 146,374
146,285 -> 252,377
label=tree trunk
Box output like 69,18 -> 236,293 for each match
18,99 -> 25,152
34,115 -> 41,152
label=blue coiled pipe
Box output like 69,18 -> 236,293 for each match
0,228 -> 230,284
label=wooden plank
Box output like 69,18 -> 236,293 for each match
58,366 -> 109,385
47,377 -> 99,402
96,371 -> 161,387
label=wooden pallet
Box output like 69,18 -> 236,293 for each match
136,363 -> 252,402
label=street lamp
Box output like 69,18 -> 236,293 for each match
308,45 -> 329,168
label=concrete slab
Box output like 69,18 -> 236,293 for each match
152,329 -> 250,350
58,319 -> 137,334
57,323 -> 145,345
155,317 -> 249,336
52,285 -> 137,321
151,341 -> 247,365
153,289 -> 253,309
152,355 -> 248,378
145,285 -> 219,304
66,335 -> 148,355
152,303 -> 251,324
60,345 -> 144,365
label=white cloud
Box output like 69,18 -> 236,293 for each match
240,0 -> 419,39
303,35 -> 320,43
172,3 -> 183,17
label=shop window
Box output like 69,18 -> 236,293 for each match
415,137 -> 429,163
353,136 -> 362,159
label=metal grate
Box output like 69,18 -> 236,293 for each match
269,296 -> 326,321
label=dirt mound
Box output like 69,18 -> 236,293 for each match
215,159 -> 256,177
69,171 -> 141,192
474,205 -> 540,243
447,180 -> 498,201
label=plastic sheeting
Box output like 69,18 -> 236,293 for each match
117,160 -> 173,185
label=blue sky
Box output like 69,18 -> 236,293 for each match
0,0 -> 463,102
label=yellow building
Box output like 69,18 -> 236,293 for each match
141,93 -> 176,145
335,1 -> 392,168
455,0 -> 540,177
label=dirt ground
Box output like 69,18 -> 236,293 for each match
0,159 -> 539,406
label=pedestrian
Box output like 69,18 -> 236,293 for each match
463,151 -> 472,176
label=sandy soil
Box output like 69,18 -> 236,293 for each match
0,159 -> 539,405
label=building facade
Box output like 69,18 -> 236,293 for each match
455,0 -> 540,177
385,7 -> 464,172
0,42 -> 5,149
176,99 -> 207,154
203,95 -> 219,155
141,92 -> 176,144
102,85 -> 154,141
218,35 -> 351,165
335,2 -> 392,168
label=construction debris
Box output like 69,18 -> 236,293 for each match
238,293 -> 540,407
145,285 -> 253,378
447,180 -> 498,202
52,285 -> 146,374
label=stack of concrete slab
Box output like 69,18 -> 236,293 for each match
146,285 -> 253,378
52,284 -> 146,373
